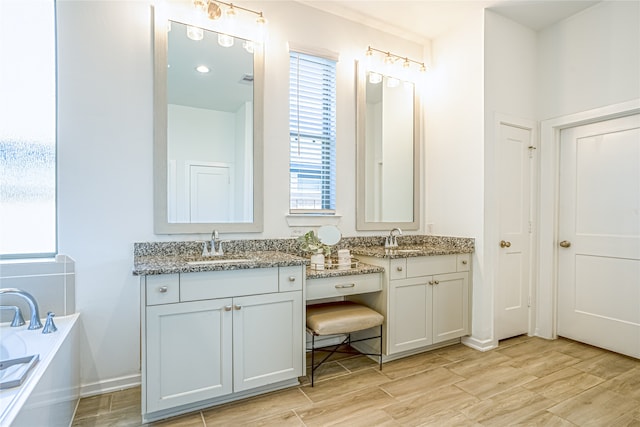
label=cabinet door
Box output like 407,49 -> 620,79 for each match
232,292 -> 303,392
146,299 -> 233,413
388,277 -> 432,354
432,272 -> 469,343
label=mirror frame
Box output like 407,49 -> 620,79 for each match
355,61 -> 421,231
152,6 -> 264,234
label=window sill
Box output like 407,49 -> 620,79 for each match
286,214 -> 342,227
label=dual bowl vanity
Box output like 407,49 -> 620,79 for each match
133,235 -> 474,423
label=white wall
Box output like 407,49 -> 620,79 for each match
538,1 -> 640,119
425,10 -> 488,347
56,0 -> 425,393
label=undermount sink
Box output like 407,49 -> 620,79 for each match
186,259 -> 250,265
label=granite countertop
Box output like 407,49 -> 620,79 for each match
305,262 -> 384,280
133,251 -> 309,276
350,243 -> 474,259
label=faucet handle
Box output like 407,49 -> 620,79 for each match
42,312 -> 57,334
202,241 -> 210,257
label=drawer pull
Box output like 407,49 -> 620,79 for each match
224,305 -> 232,312
288,276 -> 296,282
461,260 -> 468,265
396,266 -> 403,272
335,283 -> 355,289
158,286 -> 168,293
234,304 -> 242,310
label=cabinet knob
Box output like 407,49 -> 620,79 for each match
434,280 -> 439,285
428,280 -> 433,285
500,240 -> 511,248
158,286 -> 168,293
288,276 -> 296,282
234,305 -> 242,310
224,305 -> 232,311
396,266 -> 403,272
461,260 -> 468,265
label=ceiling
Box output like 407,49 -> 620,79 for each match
299,0 -> 601,42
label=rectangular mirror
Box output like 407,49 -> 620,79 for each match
153,7 -> 263,233
356,61 -> 420,230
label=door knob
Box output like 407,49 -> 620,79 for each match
500,240 -> 511,248
559,240 -> 571,248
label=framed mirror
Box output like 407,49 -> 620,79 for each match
355,61 -> 420,231
153,7 -> 263,233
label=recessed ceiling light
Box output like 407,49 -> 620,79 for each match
195,65 -> 210,73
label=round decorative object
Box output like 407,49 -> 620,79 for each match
317,225 -> 341,246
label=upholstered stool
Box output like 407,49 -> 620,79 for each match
306,301 -> 384,386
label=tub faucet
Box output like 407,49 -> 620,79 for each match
0,305 -> 25,327
385,228 -> 403,249
0,289 -> 42,330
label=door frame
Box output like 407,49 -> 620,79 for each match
536,98 -> 640,339
491,113 -> 537,342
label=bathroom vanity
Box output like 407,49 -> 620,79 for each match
134,248 -> 307,423
133,236 -> 473,422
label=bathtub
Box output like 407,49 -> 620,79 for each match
0,313 -> 80,426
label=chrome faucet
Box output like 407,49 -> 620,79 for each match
208,229 -> 224,256
385,228 -> 403,249
0,289 -> 42,330
0,305 -> 25,327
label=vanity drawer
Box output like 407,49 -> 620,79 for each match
146,274 -> 179,306
279,266 -> 303,292
457,254 -> 471,272
389,259 -> 407,280
306,273 -> 382,300
180,268 -> 278,302
406,255 -> 457,277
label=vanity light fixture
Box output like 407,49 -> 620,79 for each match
193,0 -> 266,27
218,33 -> 234,47
186,25 -> 204,41
369,72 -> 383,84
386,77 -> 400,88
365,46 -> 426,74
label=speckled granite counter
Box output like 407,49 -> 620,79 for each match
132,235 -> 473,276
305,262 -> 384,280
133,251 -> 308,276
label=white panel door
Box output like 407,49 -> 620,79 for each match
495,123 -> 533,340
558,113 -> 640,358
232,292 -> 303,392
189,164 -> 231,222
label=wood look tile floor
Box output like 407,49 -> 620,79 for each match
72,336 -> 640,426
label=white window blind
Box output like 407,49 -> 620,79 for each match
289,51 -> 336,214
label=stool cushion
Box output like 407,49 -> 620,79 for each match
306,301 -> 384,336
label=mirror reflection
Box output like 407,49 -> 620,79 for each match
356,62 -> 420,231
167,21 -> 254,224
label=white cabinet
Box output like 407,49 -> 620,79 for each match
354,253 -> 470,357
141,266 -> 304,422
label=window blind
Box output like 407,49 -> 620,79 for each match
289,51 -> 336,214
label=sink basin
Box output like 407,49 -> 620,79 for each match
186,259 -> 250,265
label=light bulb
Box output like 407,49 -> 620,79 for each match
387,77 -> 399,88
369,72 -> 382,84
226,5 -> 237,23
403,58 -> 410,69
193,0 -> 207,12
218,33 -> 234,47
207,1 -> 222,20
384,53 -> 394,65
255,13 -> 267,42
419,63 -> 427,72
243,40 -> 255,54
365,47 -> 373,57
186,26 -> 204,41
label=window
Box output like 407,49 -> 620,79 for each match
0,0 -> 57,258
289,51 -> 336,214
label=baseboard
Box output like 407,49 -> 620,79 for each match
461,336 -> 497,352
80,373 -> 141,398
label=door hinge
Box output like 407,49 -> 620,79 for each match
528,221 -> 533,234
527,296 -> 531,308
528,145 -> 536,159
